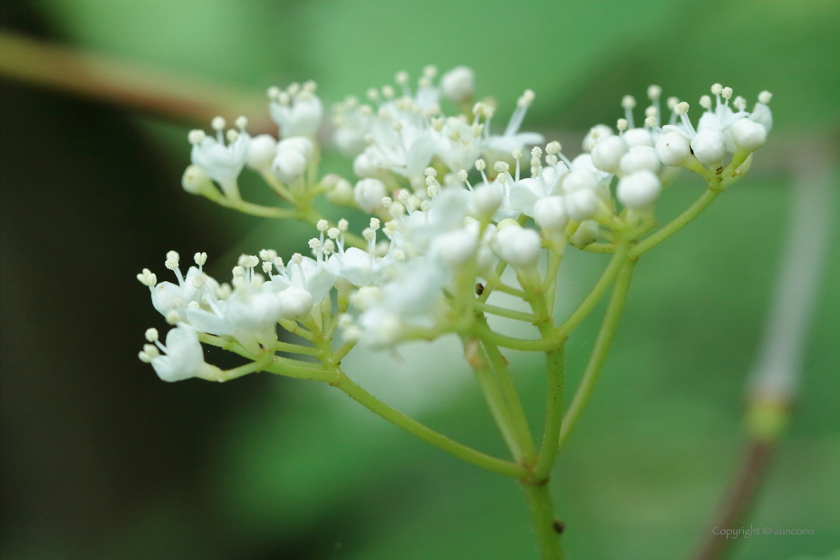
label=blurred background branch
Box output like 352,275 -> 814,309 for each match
692,142 -> 837,560
0,29 -> 270,130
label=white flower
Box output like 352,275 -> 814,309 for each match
749,90 -> 773,133
269,81 -> 323,138
268,253 -> 336,305
481,89 -> 545,155
140,323 -> 221,382
323,219 -> 395,287
189,116 -> 250,198
660,84 -> 762,161
138,251 -> 219,325
332,96 -> 374,156
348,257 -> 449,350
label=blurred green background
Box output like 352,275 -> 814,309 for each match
1,1 -> 838,559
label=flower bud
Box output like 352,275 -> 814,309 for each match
564,188 -> 602,221
353,152 -> 381,178
326,176 -> 355,206
354,178 -> 387,213
582,124 -> 614,152
246,134 -> 278,174
730,119 -> 767,152
655,132 -> 691,167
272,148 -> 307,182
434,228 -> 478,266
278,136 -> 314,161
619,146 -> 660,175
617,170 -> 662,209
533,196 -> 568,232
278,286 -> 314,320
473,184 -> 502,216
181,165 -> 215,196
495,225 -> 541,268
441,66 -> 475,102
562,169 -> 599,192
590,135 -> 628,173
690,129 -> 726,166
622,127 -> 654,148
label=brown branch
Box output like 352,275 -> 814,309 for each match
0,30 -> 271,130
691,438 -> 776,560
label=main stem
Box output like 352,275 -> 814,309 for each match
522,481 -> 565,560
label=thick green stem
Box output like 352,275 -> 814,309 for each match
630,188 -> 720,257
335,374 -> 527,479
533,343 -> 565,481
522,481 -> 565,560
558,260 -> 636,451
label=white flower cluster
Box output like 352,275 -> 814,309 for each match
142,67 -> 772,381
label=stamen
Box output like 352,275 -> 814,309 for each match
621,95 -> 636,128
188,130 -> 205,145
259,249 -> 277,261
675,102 -> 696,136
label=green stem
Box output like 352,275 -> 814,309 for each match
262,357 -> 334,382
630,188 -> 720,257
558,260 -> 636,451
471,322 -> 559,352
522,481 -> 565,560
557,241 -> 631,338
464,338 -> 526,461
474,301 -> 536,322
533,343 -> 565,481
335,374 -> 528,479
482,334 -> 537,462
216,197 -> 300,219
273,340 -> 321,356
581,242 -> 616,254
478,260 -> 509,302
